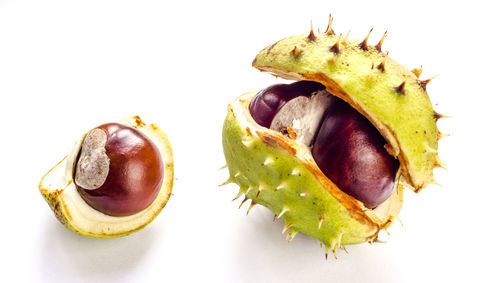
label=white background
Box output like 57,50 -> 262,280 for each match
1,0 -> 498,282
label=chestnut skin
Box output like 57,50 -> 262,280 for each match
249,80 -> 325,128
75,123 -> 164,217
312,98 -> 399,208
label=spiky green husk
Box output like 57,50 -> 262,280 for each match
252,32 -> 439,191
222,94 -> 403,249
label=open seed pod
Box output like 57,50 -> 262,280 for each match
222,17 -> 445,256
39,116 -> 174,238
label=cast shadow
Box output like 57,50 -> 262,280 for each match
38,217 -> 161,282
232,206 -> 398,283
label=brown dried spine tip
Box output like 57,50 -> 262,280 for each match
307,21 -> 317,41
246,200 -> 256,215
433,110 -> 449,120
411,66 -> 423,78
418,75 -> 438,91
375,30 -> 387,52
330,34 -> 342,54
377,57 -> 386,72
358,28 -> 373,51
324,14 -> 334,35
238,196 -> 249,209
394,81 -> 406,95
291,46 -> 303,58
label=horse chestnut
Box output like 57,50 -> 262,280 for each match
222,19 -> 442,254
312,98 -> 399,208
75,123 -> 164,216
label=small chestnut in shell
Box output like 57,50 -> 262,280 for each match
40,116 -> 173,238
75,123 -> 164,217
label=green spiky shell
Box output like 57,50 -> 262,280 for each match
222,93 -> 403,249
252,31 -> 440,191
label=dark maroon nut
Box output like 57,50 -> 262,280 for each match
312,98 -> 399,208
249,80 -> 325,128
74,123 -> 164,216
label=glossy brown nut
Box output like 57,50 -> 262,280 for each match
75,123 -> 164,216
312,98 -> 399,208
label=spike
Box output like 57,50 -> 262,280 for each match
359,28 -> 373,51
332,248 -> 338,260
320,242 -> 323,248
434,111 -> 451,120
256,186 -> 263,198
434,156 -> 447,169
273,214 -> 278,222
234,172 -> 241,178
330,33 -> 342,54
411,65 -> 423,78
394,81 -> 406,95
368,233 -> 379,244
238,196 -> 249,209
342,30 -> 350,44
246,200 -> 256,215
242,139 -> 253,147
425,145 -> 438,153
318,215 -> 325,229
430,178 -> 442,186
262,157 -> 273,166
277,207 -> 288,219
395,215 -> 403,226
341,245 -> 349,255
274,183 -> 285,192
324,14 -> 334,35
245,186 -> 252,195
375,30 -> 387,52
291,168 -> 301,176
232,190 -> 244,201
289,230 -> 298,242
218,164 -> 227,170
282,223 -> 292,234
299,192 -> 309,197
218,178 -> 232,187
331,232 -> 343,259
307,21 -> 317,41
437,130 -> 450,139
419,75 -> 438,91
383,227 -> 391,235
377,57 -> 386,72
325,251 -> 329,260
291,46 -> 303,58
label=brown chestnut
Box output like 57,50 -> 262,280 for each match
311,98 -> 399,208
74,123 -> 164,216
